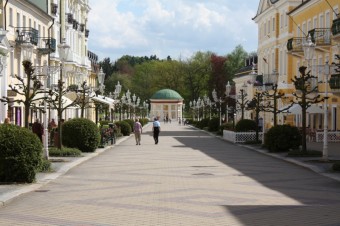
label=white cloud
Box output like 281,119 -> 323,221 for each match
88,0 -> 259,61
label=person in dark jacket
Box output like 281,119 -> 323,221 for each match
32,118 -> 44,142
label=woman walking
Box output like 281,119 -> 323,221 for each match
134,118 -> 142,145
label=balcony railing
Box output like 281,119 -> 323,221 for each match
308,28 -> 331,46
15,27 -> 38,45
331,18 -> 340,37
37,37 -> 56,55
287,37 -> 304,52
67,13 -> 73,24
329,74 -> 340,90
51,3 -> 58,15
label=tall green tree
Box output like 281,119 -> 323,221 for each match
225,45 -> 249,81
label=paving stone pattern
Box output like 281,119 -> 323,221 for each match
1,124 -> 340,225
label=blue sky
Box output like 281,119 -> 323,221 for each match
88,0 -> 259,62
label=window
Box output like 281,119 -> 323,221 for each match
280,14 -> 283,28
272,17 -> 275,31
325,11 -> 330,28
308,20 -> 312,32
319,14 -> 324,28
23,15 -> 26,27
9,8 -> 13,26
285,12 -> 288,27
16,13 -> 20,27
34,21 -> 36,29
334,8 -> 339,19
302,22 -> 307,36
268,20 -> 270,35
29,18 -> 32,27
313,17 -> 317,29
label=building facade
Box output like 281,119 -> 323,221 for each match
0,0 -> 100,126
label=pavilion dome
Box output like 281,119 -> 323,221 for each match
150,89 -> 183,100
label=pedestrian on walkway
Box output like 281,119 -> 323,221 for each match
32,118 -> 44,142
134,118 -> 142,145
152,117 -> 161,144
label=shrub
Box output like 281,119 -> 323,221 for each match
124,119 -> 134,131
0,124 -> 43,183
208,117 -> 220,132
99,120 -> 111,127
332,162 -> 340,172
222,122 -> 234,131
197,118 -> 210,129
139,118 -> 149,126
265,125 -> 301,152
37,158 -> 52,172
49,147 -> 82,157
115,121 -> 131,136
235,119 -> 257,132
62,118 -> 100,152
287,149 -> 322,157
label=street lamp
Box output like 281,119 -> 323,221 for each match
212,89 -> 223,125
323,62 -> 330,160
55,39 -> 70,150
97,68 -> 105,93
225,82 -> 231,123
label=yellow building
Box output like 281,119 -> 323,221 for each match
252,0 -> 340,132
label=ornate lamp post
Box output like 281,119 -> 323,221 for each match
212,89 -> 223,125
55,39 -> 70,150
323,63 -> 330,160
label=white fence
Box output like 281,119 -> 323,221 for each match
315,131 -> 340,142
223,130 -> 263,143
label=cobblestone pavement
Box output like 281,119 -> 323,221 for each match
1,123 -> 340,226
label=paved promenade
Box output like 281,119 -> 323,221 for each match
1,123 -> 340,225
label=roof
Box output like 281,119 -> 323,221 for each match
150,89 -> 183,100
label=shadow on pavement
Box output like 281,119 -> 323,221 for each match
170,128 -> 340,224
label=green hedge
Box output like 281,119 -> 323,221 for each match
62,118 -> 100,152
115,121 -> 132,136
0,124 -> 43,183
265,125 -> 301,152
123,119 -> 134,131
235,119 -> 257,132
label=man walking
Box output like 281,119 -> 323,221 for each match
152,117 -> 161,144
32,118 -> 44,142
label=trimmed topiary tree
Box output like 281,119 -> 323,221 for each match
0,124 -> 43,183
115,121 -> 131,136
235,119 -> 257,132
265,125 -> 301,152
62,118 -> 100,152
208,117 -> 220,132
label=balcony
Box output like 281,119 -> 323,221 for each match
308,28 -> 331,52
331,18 -> 340,42
287,37 -> 304,57
15,27 -> 38,46
329,74 -> 340,92
67,13 -> 73,24
51,3 -> 58,15
37,37 -> 56,55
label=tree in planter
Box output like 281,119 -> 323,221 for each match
246,91 -> 263,142
47,79 -> 78,149
262,81 -> 286,127
236,87 -> 249,120
0,60 -> 47,128
291,66 -> 323,152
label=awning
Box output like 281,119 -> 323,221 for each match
92,95 -> 113,108
280,104 -> 323,114
32,91 -> 78,108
